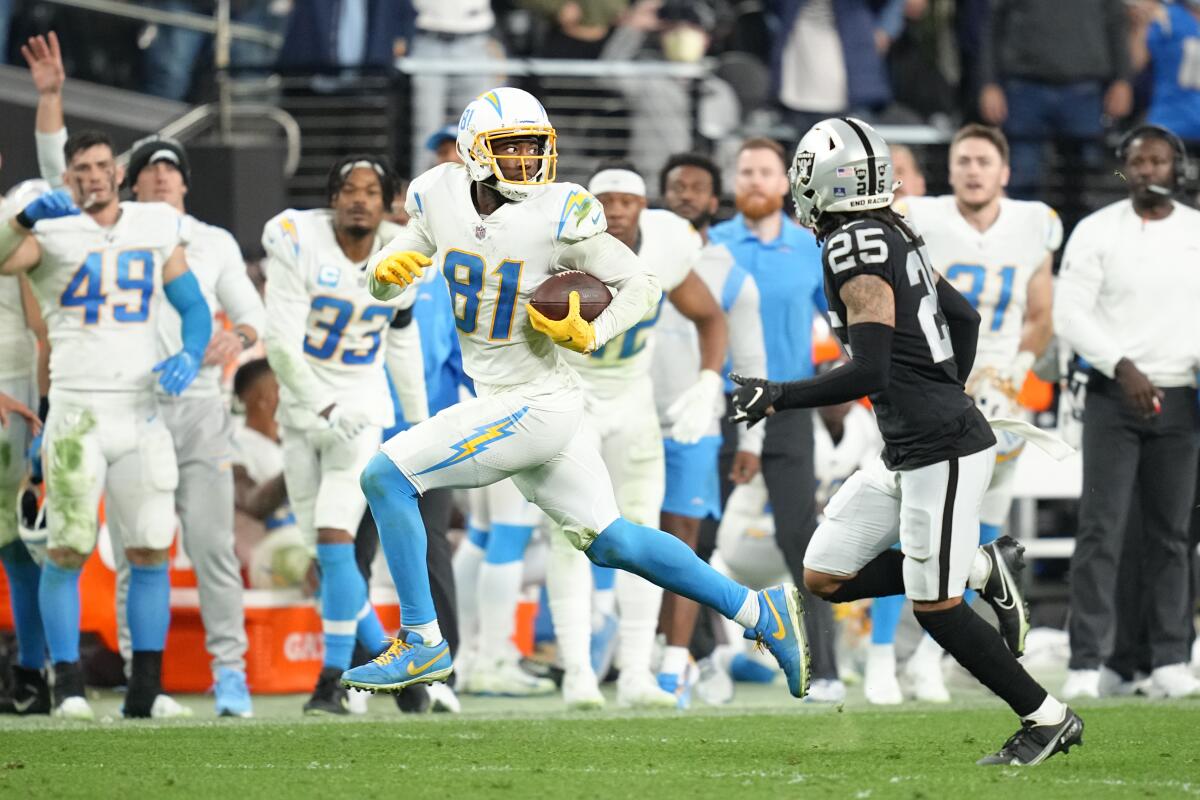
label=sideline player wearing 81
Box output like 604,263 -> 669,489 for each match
339,86 -> 809,700
731,118 -> 1082,766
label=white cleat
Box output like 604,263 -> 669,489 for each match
804,678 -> 846,704
863,645 -> 903,706
53,696 -> 95,721
426,683 -> 461,713
616,671 -> 678,709
694,651 -> 734,706
347,687 -> 371,715
149,694 -> 194,719
563,667 -> 605,711
1149,663 -> 1200,699
904,655 -> 950,704
1062,668 -> 1101,700
463,658 -> 556,697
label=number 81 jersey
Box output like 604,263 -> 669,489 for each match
262,208 -> 411,428
899,195 -> 1061,375
29,201 -> 183,394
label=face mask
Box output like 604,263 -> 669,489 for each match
662,26 -> 707,63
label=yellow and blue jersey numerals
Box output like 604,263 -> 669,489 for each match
60,249 -> 155,325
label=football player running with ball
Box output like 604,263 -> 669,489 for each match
340,87 -> 809,700
730,118 -> 1082,766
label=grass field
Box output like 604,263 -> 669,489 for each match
2,673 -> 1198,799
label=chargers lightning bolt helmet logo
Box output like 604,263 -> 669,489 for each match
457,87 -> 558,202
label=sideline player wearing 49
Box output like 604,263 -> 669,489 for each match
338,86 -> 810,700
730,117 -> 1082,766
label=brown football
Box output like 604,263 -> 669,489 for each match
530,270 -> 612,322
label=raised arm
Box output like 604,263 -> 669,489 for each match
21,32 -> 68,187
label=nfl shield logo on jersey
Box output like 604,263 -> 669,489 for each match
474,224 -> 487,241
792,150 -> 816,186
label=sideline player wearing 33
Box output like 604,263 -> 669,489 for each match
263,156 -> 428,715
339,86 -> 809,699
730,118 -> 1082,766
0,130 -> 212,719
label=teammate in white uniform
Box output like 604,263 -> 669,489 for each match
94,137 -> 262,718
340,87 -> 808,702
0,182 -> 51,715
0,129 -> 212,720
656,152 -> 767,702
889,125 -> 1059,701
262,155 -> 428,715
454,477 -> 555,696
230,359 -> 309,591
545,163 -> 727,710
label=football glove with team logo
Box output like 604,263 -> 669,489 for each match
729,373 -> 784,428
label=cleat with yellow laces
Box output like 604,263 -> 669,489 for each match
341,630 -> 453,693
743,584 -> 811,698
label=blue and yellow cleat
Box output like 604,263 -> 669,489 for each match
340,631 -> 453,694
744,584 -> 811,698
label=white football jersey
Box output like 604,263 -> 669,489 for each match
813,403 -> 882,513
159,215 -> 264,398
563,208 -> 700,395
398,163 -> 613,389
232,423 -> 297,535
0,276 -> 36,382
29,202 -> 184,394
262,209 -> 413,427
901,195 -> 1062,375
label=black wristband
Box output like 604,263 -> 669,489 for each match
15,210 -> 35,230
37,396 -> 49,422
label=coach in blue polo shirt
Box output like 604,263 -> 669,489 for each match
708,137 -> 842,702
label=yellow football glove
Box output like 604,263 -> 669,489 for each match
374,251 -> 431,287
526,291 -> 597,354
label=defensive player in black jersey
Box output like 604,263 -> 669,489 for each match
730,118 -> 1083,767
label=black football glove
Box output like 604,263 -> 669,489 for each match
729,373 -> 784,428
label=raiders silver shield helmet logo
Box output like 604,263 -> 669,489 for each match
792,150 -> 816,186
789,118 -> 895,229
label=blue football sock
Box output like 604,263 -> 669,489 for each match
360,454 -> 437,627
356,602 -> 387,656
870,594 -> 905,645
128,562 -> 171,652
586,518 -> 748,620
316,542 -> 367,669
466,525 -> 489,550
38,561 -> 81,664
0,541 -> 46,669
485,523 -> 534,564
590,562 -> 615,591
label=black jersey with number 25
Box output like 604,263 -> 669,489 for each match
822,217 -> 995,470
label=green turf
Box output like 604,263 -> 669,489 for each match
1,682 -> 1198,799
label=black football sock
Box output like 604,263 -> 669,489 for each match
915,603 -> 1046,717
826,550 -> 906,602
125,650 -> 164,717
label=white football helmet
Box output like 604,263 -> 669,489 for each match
456,87 -> 557,201
789,117 -> 895,229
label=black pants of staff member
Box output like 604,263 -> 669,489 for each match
696,396 -> 837,681
1068,375 -> 1200,671
355,488 -> 460,663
